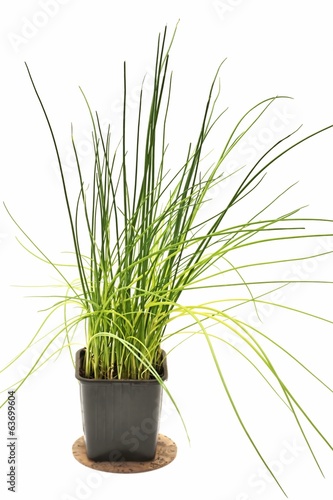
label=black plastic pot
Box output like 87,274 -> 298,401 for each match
75,348 -> 167,462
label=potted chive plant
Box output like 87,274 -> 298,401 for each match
2,24 -> 333,494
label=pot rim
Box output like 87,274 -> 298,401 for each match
75,347 -> 168,384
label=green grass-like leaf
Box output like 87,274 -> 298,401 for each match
2,23 -> 333,496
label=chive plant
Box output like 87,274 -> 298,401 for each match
2,24 -> 333,495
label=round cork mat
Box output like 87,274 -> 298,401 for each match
72,434 -> 177,473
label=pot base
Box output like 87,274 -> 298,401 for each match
72,434 -> 177,473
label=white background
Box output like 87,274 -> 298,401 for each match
1,1 -> 333,499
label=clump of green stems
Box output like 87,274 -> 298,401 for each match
3,24 -> 333,496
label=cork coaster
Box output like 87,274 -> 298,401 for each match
72,434 -> 177,473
